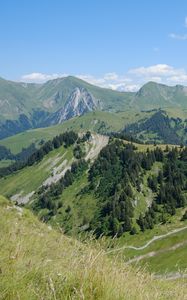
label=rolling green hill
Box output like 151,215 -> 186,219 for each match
1,108 -> 186,156
0,77 -> 39,120
1,108 -> 187,170
0,110 -> 152,155
132,82 -> 187,110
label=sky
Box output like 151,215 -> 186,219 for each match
1,0 -> 187,91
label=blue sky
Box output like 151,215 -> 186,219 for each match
1,0 -> 187,90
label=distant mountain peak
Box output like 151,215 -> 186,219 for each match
138,81 -> 167,91
1,75 -> 187,139
42,87 -> 99,125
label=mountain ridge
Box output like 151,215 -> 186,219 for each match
1,75 -> 187,139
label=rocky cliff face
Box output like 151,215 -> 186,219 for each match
43,87 -> 98,125
0,86 -> 99,138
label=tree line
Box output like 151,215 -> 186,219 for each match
86,140 -> 169,237
0,131 -> 78,177
137,147 -> 187,231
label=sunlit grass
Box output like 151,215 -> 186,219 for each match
0,196 -> 187,300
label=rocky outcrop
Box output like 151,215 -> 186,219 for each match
43,87 -> 98,125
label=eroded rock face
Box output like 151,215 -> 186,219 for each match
60,87 -> 98,121
43,87 -> 99,125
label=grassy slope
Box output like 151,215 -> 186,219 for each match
0,145 -> 73,198
1,195 -> 187,300
132,82 -> 187,110
112,208 -> 187,274
31,156 -> 187,275
164,107 -> 187,120
0,135 -> 186,275
0,159 -> 15,168
0,78 -> 39,120
48,161 -> 187,275
49,172 -> 97,235
0,110 -> 153,154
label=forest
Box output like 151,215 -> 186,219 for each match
124,110 -> 187,145
29,135 -> 187,237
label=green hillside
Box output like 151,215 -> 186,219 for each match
0,132 -> 108,202
1,107 -> 187,170
132,82 -> 187,110
109,207 -> 187,274
1,196 -> 186,300
0,77 -> 39,120
0,131 -> 187,276
0,110 -> 151,155
1,108 -> 186,163
36,76 -> 133,112
1,77 -> 187,121
0,144 -> 73,199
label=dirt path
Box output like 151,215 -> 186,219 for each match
125,240 -> 187,264
107,226 -> 187,253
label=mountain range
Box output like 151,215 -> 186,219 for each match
1,75 -> 187,139
1,75 -> 187,287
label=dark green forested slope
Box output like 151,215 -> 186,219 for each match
124,110 -> 187,145
28,137 -> 187,238
0,129 -> 186,239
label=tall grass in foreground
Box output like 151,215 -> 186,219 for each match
0,196 -> 186,300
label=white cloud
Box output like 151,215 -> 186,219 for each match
129,64 -> 187,86
169,33 -> 187,40
129,64 -> 177,76
76,73 -> 137,91
167,74 -> 187,83
21,72 -> 68,83
114,83 -> 140,92
76,74 -> 106,86
103,72 -> 119,81
20,64 -> 187,92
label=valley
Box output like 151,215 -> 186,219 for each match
2,2 -> 187,298
0,128 -> 187,278
0,77 -> 187,299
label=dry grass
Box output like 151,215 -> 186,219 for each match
0,196 -> 187,300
